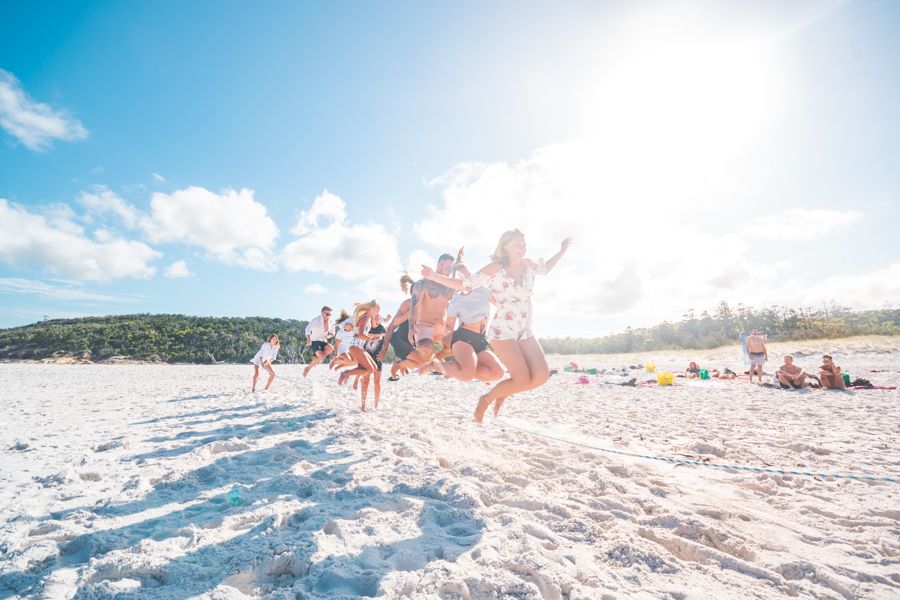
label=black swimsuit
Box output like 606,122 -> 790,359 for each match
452,327 -> 491,354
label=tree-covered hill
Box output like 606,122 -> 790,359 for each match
541,304 -> 900,355
1,305 -> 897,363
0,314 -> 311,364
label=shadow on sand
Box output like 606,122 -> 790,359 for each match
1,405 -> 482,599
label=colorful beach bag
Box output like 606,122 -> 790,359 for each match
645,362 -> 656,373
699,369 -> 710,380
657,371 -> 674,385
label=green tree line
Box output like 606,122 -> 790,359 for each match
0,305 -> 896,362
540,304 -> 900,355
0,314 -> 314,363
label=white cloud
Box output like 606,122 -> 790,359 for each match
0,278 -> 139,302
143,186 -> 279,270
304,283 -> 328,295
151,172 -> 165,182
0,198 -> 160,281
764,261 -> 900,311
282,191 -> 404,300
79,185 -> 142,229
412,142 -> 890,336
747,209 -> 863,241
164,260 -> 193,279
0,69 -> 88,151
406,249 -> 437,275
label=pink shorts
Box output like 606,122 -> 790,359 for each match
413,323 -> 445,346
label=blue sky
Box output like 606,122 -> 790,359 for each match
1,0 -> 898,337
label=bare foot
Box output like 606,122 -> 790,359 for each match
474,394 -> 492,423
492,397 -> 506,417
338,371 -> 351,386
418,358 -> 442,375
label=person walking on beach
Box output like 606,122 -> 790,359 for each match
303,306 -> 335,377
250,334 -> 280,392
745,329 -> 767,383
422,230 -> 571,422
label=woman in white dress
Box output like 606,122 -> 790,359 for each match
250,334 -> 280,392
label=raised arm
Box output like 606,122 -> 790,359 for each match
420,265 -> 464,290
528,237 -> 572,275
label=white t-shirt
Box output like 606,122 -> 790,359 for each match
448,287 -> 492,324
250,341 -> 279,366
333,318 -> 357,347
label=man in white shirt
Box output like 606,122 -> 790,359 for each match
303,306 -> 336,377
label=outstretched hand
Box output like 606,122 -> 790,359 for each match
420,264 -> 435,278
560,237 -> 573,252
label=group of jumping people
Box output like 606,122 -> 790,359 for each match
251,229 -> 572,420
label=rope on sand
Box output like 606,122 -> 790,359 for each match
494,418 -> 898,484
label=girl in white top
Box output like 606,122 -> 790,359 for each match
329,313 -> 357,371
250,334 -> 280,392
422,229 -> 571,423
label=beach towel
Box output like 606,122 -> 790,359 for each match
847,385 -> 896,390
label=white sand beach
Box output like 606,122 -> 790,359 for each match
1,337 -> 898,599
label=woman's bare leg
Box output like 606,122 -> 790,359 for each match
476,340 -> 530,422
264,364 -> 276,390
373,370 -> 381,407
475,350 -> 505,382
350,347 -> 376,410
251,365 -> 260,392
493,337 -> 548,416
443,343 -> 478,381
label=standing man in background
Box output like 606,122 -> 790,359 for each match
745,329 -> 768,383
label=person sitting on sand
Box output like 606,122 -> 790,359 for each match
685,361 -> 701,378
745,329 -> 767,383
819,355 -> 846,390
250,334 -> 280,392
776,356 -> 807,389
